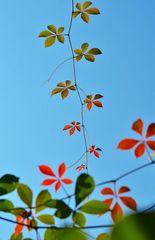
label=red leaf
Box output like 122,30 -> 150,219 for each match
147,140 -> 155,150
132,119 -> 143,135
61,178 -> 73,184
134,143 -> 145,158
76,125 -> 81,131
111,202 -> 123,223
76,164 -> 85,171
118,186 -> 130,194
55,181 -> 61,191
93,100 -> 103,107
41,179 -> 56,186
26,219 -> 31,230
70,127 -> 75,136
100,188 -> 114,195
63,125 -> 72,130
103,198 -> 113,208
146,123 -> 155,138
120,196 -> 137,211
94,150 -> 100,158
117,138 -> 139,150
39,165 -> 56,177
58,163 -> 66,178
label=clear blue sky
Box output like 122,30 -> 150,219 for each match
0,0 -> 155,239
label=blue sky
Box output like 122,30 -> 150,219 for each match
0,0 -> 155,239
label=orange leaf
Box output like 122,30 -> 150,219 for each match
87,102 -> 92,110
118,186 -> 130,194
63,125 -> 72,130
39,165 -> 56,177
134,143 -> 145,158
117,138 -> 139,150
120,196 -> 137,211
76,164 -> 85,171
111,202 -> 123,223
146,140 -> 155,150
58,163 -> 66,178
93,100 -> 103,107
41,179 -> 56,186
103,198 -> 113,208
146,123 -> 155,138
76,125 -> 81,131
14,216 -> 24,236
61,178 -> 73,184
101,188 -> 114,195
132,119 -> 143,135
55,181 -> 61,191
70,127 -> 75,136
26,219 -> 31,231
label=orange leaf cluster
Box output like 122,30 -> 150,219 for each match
63,121 -> 81,136
84,94 -> 103,110
89,145 -> 102,158
100,186 -> 137,223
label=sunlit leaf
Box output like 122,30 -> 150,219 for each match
85,7 -> 100,15
39,31 -> 52,37
37,214 -> 55,224
0,199 -> 14,212
84,54 -> 95,62
111,202 -> 123,223
81,13 -> 89,23
79,200 -> 108,214
17,183 -> 33,207
35,190 -> 52,213
96,233 -> 110,240
72,212 -> 86,227
45,36 -> 56,48
120,197 -> 137,211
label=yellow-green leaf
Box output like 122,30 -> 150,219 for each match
88,48 -> 102,55
72,212 -> 86,227
76,55 -> 83,62
37,214 -> 55,225
81,43 -> 89,52
66,80 -> 71,86
58,27 -> 64,34
38,31 -> 52,38
83,1 -> 92,10
76,3 -> 82,10
72,11 -> 80,18
45,36 -> 56,48
17,183 -> 33,207
69,86 -> 76,90
74,49 -> 82,55
79,200 -> 109,214
57,35 -> 64,43
84,54 -> 95,62
35,190 -> 51,214
47,25 -> 56,33
81,13 -> 89,23
96,233 -> 109,240
51,88 -> 62,96
85,7 -> 100,15
61,89 -> 69,99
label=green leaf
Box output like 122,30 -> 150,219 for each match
10,233 -> 23,240
81,13 -> 89,23
84,54 -> 95,62
58,27 -> 64,34
47,25 -> 56,33
83,1 -> 92,10
81,43 -> 89,53
39,31 -> 52,37
29,219 -> 38,230
85,7 -> 100,15
0,199 -> 14,212
35,190 -> 52,214
79,200 -> 108,214
37,214 -> 55,224
44,228 -> 88,240
57,35 -> 64,43
17,183 -> 33,207
97,233 -> 110,240
10,207 -> 25,216
72,212 -> 86,227
75,173 -> 95,206
51,88 -> 62,96
110,212 -> 155,240
88,48 -> 102,55
45,36 -> 56,48
46,199 -> 72,219
0,174 -> 19,196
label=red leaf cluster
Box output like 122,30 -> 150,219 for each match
89,145 -> 102,158
63,121 -> 81,136
117,119 -> 155,158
